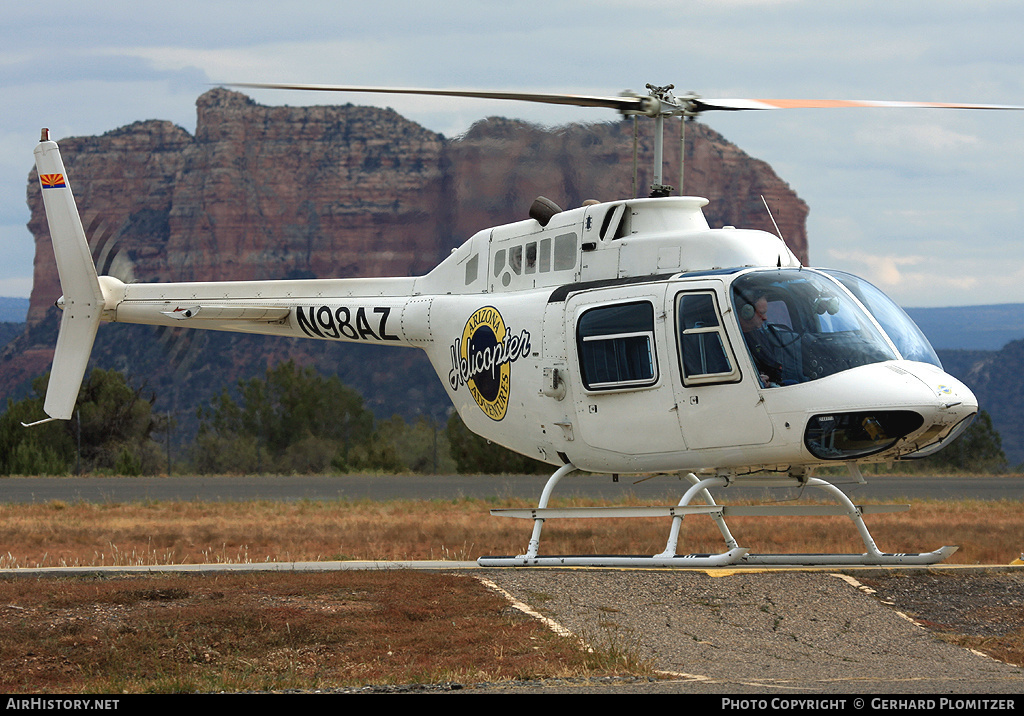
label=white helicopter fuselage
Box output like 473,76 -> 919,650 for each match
34,131 -> 981,566
72,188 -> 976,477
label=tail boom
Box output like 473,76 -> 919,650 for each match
29,132 -> 432,422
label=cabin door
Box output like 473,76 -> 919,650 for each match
667,280 -> 774,449
566,286 -> 685,456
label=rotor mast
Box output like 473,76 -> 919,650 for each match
625,83 -> 696,197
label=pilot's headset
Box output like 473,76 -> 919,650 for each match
735,291 -> 763,323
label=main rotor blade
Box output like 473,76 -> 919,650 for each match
225,82 -> 645,113
224,82 -> 1024,119
690,98 -> 1024,112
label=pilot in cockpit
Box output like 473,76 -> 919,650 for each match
738,295 -> 783,387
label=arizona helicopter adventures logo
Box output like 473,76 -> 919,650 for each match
449,307 -> 531,421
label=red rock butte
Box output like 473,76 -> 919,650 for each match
6,88 -> 807,410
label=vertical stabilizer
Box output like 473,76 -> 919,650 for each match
32,130 -> 104,421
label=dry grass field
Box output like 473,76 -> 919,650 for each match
0,496 -> 1019,568
0,494 -> 1020,693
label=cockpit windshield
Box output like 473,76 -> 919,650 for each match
731,269 -> 898,387
822,270 -> 942,369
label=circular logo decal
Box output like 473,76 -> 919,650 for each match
448,306 -> 531,421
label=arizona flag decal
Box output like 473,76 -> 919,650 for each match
40,173 -> 66,189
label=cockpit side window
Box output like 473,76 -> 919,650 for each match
576,301 -> 658,391
676,291 -> 740,385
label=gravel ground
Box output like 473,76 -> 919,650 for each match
854,569 -> 1024,639
473,568 -> 1024,694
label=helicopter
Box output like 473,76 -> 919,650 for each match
29,82 -> 1019,567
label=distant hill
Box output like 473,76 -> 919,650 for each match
935,341 -> 1024,467
895,304 -> 1024,466
904,304 -> 1024,351
0,297 -> 28,323
902,305 -> 1024,466
0,322 -> 22,352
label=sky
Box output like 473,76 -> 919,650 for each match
2,0 -> 1023,308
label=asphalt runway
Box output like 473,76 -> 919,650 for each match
0,473 -> 1022,504
474,568 -> 1024,694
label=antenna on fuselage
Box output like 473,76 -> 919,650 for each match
761,195 -> 785,241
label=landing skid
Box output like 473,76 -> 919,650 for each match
477,464 -> 958,568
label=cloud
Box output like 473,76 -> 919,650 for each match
829,249 -> 927,287
0,50 -> 209,89
854,122 -> 980,154
0,277 -> 33,298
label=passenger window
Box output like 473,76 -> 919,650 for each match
539,238 -> 552,272
509,245 -> 523,275
677,292 -> 740,385
553,233 -> 577,271
525,242 -> 537,274
577,301 -> 658,391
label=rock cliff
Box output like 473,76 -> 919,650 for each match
5,89 -> 808,434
